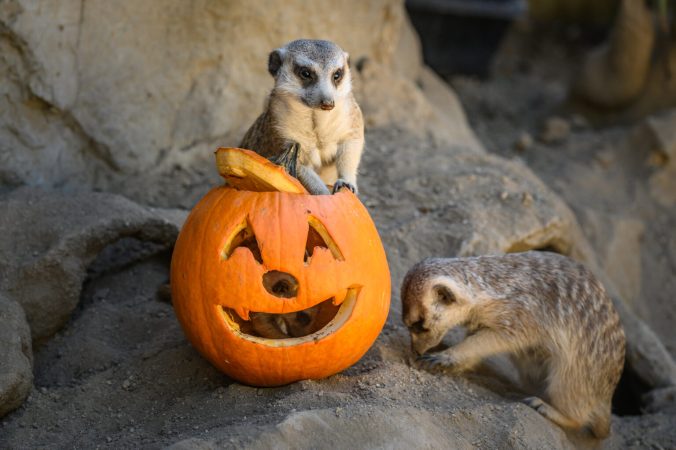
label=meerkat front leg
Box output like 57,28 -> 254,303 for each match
333,138 -> 363,194
418,329 -> 519,373
270,142 -> 330,195
297,165 -> 331,195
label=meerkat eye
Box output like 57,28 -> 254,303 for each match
433,285 -> 455,305
333,69 -> 343,82
298,67 -> 313,80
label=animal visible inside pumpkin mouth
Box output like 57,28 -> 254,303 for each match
219,287 -> 360,347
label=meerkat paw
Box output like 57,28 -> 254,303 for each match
332,179 -> 357,194
522,396 -> 546,411
522,396 -> 584,432
417,352 -> 461,372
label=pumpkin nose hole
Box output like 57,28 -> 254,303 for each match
263,271 -> 298,298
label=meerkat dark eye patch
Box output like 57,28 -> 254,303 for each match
433,285 -> 455,305
333,68 -> 344,85
295,65 -> 316,83
410,320 -> 429,334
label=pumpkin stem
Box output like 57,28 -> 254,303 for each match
215,147 -> 308,194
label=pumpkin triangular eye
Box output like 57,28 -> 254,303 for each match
304,216 -> 344,263
222,219 -> 263,264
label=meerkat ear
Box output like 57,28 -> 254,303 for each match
433,284 -> 456,305
268,49 -> 284,77
344,51 -> 351,68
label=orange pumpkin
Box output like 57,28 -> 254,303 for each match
170,148 -> 390,386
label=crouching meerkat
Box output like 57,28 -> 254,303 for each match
401,251 -> 625,439
239,39 -> 364,195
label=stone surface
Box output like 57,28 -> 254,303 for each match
169,406 -> 574,449
540,117 -> 571,144
0,293 -> 32,418
572,0 -> 654,109
0,187 -> 180,342
515,132 -> 534,152
637,111 -> 676,207
0,128 -> 603,449
0,0 -> 480,203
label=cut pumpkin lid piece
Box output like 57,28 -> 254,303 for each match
215,147 -> 308,194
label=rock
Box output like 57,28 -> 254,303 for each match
570,114 -> 590,129
0,127 -> 674,449
0,0 -> 482,205
642,386 -> 676,414
514,131 -> 534,151
360,130 -> 594,286
354,62 -> 481,151
634,111 -> 676,207
0,293 -> 33,418
169,406 -> 572,449
649,166 -> 676,207
615,298 -> 676,389
540,117 -> 571,144
166,438 -> 217,450
636,111 -> 676,161
581,214 -> 644,312
361,129 -> 676,400
572,0 -> 654,108
0,187 -> 180,341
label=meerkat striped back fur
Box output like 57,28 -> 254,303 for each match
401,251 -> 625,439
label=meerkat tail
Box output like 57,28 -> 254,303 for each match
587,406 -> 612,439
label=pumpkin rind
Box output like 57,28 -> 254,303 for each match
171,150 -> 390,386
215,147 -> 307,194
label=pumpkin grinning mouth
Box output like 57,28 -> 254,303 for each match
219,287 -> 360,347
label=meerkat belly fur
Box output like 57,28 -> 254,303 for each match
240,39 -> 364,195
401,251 -> 625,439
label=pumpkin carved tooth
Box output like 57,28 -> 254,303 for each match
332,287 -> 348,305
235,307 -> 250,321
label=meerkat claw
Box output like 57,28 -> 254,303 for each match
522,396 -> 545,411
417,353 -> 454,372
332,180 -> 357,194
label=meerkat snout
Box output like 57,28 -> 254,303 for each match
402,270 -> 474,356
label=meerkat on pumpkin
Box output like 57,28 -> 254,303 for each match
401,251 -> 625,439
239,39 -> 364,195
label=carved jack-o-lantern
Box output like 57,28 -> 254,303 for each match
171,148 -> 390,386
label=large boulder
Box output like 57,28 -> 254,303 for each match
0,0 -> 479,205
0,187 -> 183,342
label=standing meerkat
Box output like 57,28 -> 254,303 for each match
401,251 -> 625,439
239,39 -> 364,195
